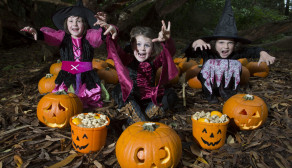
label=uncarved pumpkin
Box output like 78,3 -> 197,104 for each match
222,94 -> 268,130
186,65 -> 202,89
178,59 -> 198,73
92,59 -> 108,70
97,67 -> 119,84
37,92 -> 83,128
246,62 -> 269,78
155,65 -> 180,85
50,60 -> 62,75
116,122 -> 182,168
240,66 -> 250,85
238,58 -> 249,66
105,59 -> 115,69
38,74 -> 56,94
173,57 -> 187,65
70,113 -> 110,153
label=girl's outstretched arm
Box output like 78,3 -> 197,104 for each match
20,26 -> 37,40
152,20 -> 170,43
192,39 -> 211,51
94,12 -> 117,39
258,51 -> 276,65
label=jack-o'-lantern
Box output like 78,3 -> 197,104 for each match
70,113 -> 110,153
116,122 -> 182,168
223,94 -> 268,130
37,92 -> 83,128
191,118 -> 229,150
38,74 -> 56,94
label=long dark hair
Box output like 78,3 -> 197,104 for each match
63,16 -> 89,36
130,26 -> 162,61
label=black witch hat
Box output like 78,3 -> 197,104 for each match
202,0 -> 251,44
52,0 -> 99,30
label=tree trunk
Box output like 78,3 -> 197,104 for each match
285,0 -> 290,16
0,19 -> 2,46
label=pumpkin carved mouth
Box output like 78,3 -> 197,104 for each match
201,137 -> 221,146
43,117 -> 67,128
72,141 -> 89,150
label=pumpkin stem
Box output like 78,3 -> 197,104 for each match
45,73 -> 53,78
55,90 -> 68,95
243,94 -> 254,100
143,122 -> 159,132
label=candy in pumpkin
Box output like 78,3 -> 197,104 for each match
191,111 -> 229,150
222,94 -> 268,130
37,91 -> 83,128
116,122 -> 182,168
70,113 -> 110,153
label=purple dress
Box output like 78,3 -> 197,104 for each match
39,27 -> 107,108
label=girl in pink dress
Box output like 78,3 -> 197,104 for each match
21,0 -> 117,109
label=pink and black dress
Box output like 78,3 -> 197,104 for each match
107,37 -> 179,121
185,45 -> 265,103
38,27 -> 107,108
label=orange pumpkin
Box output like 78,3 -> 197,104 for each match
222,94 -> 268,130
105,58 -> 115,69
238,58 -> 248,66
185,65 -> 202,89
37,92 -> 83,128
245,62 -> 269,78
173,57 -> 187,65
191,117 -> 229,150
155,65 -> 180,85
92,59 -> 108,70
178,59 -> 198,73
116,122 -> 182,168
97,67 -> 119,84
38,74 -> 56,94
199,58 -> 204,65
240,66 -> 250,85
70,113 -> 110,153
50,60 -> 62,75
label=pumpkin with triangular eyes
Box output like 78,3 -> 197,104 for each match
116,122 -> 182,168
191,117 -> 229,150
223,94 -> 268,130
37,92 -> 83,128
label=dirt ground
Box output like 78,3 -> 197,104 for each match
0,37 -> 291,168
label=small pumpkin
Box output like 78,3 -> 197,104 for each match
222,94 -> 268,130
239,66 -> 250,85
105,58 -> 115,69
178,59 -> 197,73
185,65 -> 202,89
37,91 -> 83,128
191,116 -> 229,150
238,58 -> 249,66
173,57 -> 187,65
70,113 -> 110,153
155,65 -> 180,85
97,67 -> 119,84
38,74 -> 56,94
116,122 -> 182,168
50,60 -> 62,75
245,62 -> 269,78
92,59 -> 108,70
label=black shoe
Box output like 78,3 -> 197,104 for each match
201,93 -> 219,104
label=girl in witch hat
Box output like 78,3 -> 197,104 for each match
106,21 -> 179,124
185,0 -> 275,104
21,0 -> 117,108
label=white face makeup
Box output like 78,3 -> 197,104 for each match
67,16 -> 84,38
215,39 -> 235,58
133,35 -> 153,62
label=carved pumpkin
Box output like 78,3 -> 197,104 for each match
92,59 -> 108,70
37,92 -> 83,128
38,74 -> 56,94
116,122 -> 182,168
240,66 -> 250,85
155,65 -> 180,85
191,117 -> 229,150
97,67 -> 119,84
246,62 -> 269,78
50,60 -> 62,75
222,94 -> 268,130
70,113 -> 110,153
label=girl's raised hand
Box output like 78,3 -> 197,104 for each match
20,26 -> 37,40
152,20 -> 171,42
192,39 -> 211,51
258,51 -> 276,66
93,12 -> 117,39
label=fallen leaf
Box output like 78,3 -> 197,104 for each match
48,153 -> 80,168
93,160 -> 104,168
